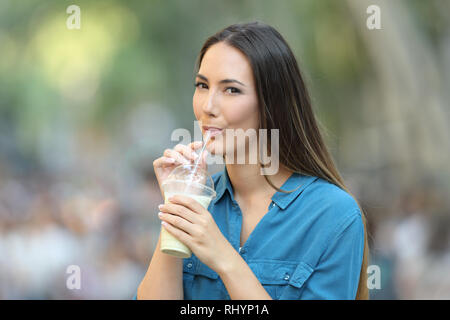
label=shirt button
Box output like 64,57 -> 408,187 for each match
239,248 -> 246,254
284,274 -> 290,281
187,263 -> 193,268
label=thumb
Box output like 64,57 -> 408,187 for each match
200,151 -> 208,168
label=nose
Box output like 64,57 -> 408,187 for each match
202,90 -> 220,118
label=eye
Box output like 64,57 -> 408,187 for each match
225,87 -> 241,94
194,82 -> 208,89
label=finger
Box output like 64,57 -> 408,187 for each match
174,144 -> 199,162
189,141 -> 208,167
200,151 -> 208,166
159,202 -> 200,225
159,211 -> 198,236
161,221 -> 192,246
153,156 -> 176,168
166,194 -> 207,216
161,156 -> 177,167
163,149 -> 190,165
188,141 -> 204,151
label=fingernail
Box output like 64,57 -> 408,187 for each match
158,212 -> 163,217
158,204 -> 163,210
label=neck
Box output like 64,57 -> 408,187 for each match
225,162 -> 292,203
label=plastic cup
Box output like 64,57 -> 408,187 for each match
160,164 -> 216,258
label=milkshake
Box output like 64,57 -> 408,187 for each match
160,164 -> 216,258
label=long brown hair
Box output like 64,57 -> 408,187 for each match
196,21 -> 370,299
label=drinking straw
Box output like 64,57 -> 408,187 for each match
186,130 -> 211,187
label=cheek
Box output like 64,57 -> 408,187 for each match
224,97 -> 259,128
208,100 -> 259,155
192,94 -> 201,120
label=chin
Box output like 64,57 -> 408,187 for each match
207,140 -> 227,157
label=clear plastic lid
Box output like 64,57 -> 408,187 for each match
162,164 -> 216,196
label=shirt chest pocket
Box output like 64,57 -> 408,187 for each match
250,260 -> 314,300
183,258 -> 220,299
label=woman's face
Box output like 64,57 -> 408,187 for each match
193,42 -> 259,160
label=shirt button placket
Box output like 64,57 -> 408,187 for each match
232,200 -> 242,252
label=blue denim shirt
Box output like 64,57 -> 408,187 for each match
135,167 -> 364,300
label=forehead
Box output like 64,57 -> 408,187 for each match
199,42 -> 254,84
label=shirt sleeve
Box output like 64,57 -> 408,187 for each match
300,210 -> 365,299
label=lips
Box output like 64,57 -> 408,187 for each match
202,126 -> 224,137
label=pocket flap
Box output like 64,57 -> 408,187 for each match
250,260 -> 314,288
289,262 -> 314,288
183,258 -> 219,280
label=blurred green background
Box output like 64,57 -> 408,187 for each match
0,0 -> 449,299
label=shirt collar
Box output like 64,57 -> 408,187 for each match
212,167 -> 318,210
271,172 -> 318,210
212,167 -> 234,204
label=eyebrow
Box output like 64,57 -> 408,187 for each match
196,73 -> 246,87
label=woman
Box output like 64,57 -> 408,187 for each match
136,21 -> 369,300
